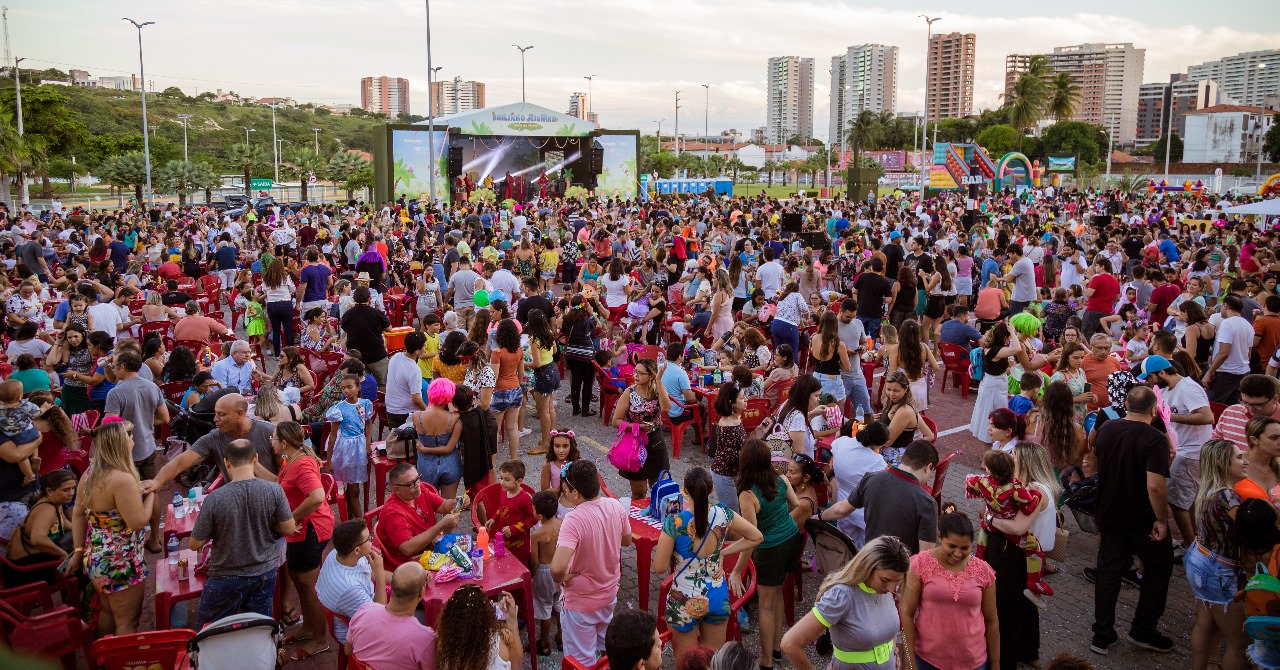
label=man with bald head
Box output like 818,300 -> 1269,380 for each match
346,562 -> 438,668
143,392 -> 280,494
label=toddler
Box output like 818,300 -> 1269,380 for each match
480,460 -> 537,565
0,380 -> 42,484
1008,372 -> 1042,417
528,491 -> 562,656
965,450 -> 1053,607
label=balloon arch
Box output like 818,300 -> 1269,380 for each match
994,153 -> 1035,191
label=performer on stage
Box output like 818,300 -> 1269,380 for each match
454,174 -> 466,201
502,171 -> 514,200
464,173 -> 475,200
537,171 -> 549,199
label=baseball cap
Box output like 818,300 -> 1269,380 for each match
889,231 -> 903,239
1137,355 -> 1172,380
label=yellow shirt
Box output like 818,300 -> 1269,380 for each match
419,332 -> 440,379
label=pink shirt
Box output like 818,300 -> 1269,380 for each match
347,603 -> 436,670
909,551 -> 995,670
557,496 -> 628,611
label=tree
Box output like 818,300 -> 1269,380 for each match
845,110 -> 879,170
226,142 -> 270,195
976,125 -> 1020,157
284,148 -> 326,202
80,133 -> 146,170
706,154 -> 727,177
97,151 -> 149,203
48,157 -> 84,193
761,159 -> 779,187
934,118 -> 977,144
327,151 -> 371,199
1002,55 -> 1051,142
1046,73 -> 1082,121
1264,114 -> 1280,163
0,85 -> 88,154
157,160 -> 218,206
348,166 -> 375,201
1039,121 -> 1107,164
725,157 -> 745,185
0,116 -> 26,205
159,86 -> 190,102
1149,133 -> 1184,163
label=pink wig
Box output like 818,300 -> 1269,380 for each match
426,378 -> 456,407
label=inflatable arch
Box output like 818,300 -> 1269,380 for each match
1262,174 -> 1280,196
994,153 -> 1034,191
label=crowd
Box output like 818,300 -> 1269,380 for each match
0,181 -> 1277,670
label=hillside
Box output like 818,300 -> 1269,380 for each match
0,80 -> 386,176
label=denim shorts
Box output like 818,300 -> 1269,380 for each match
2,425 -> 41,446
533,364 -> 561,395
1184,540 -> 1239,606
813,372 -> 846,402
491,387 -> 524,412
417,450 -> 463,488
196,568 -> 278,628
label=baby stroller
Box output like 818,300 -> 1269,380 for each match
187,613 -> 285,670
166,388 -> 238,489
1060,467 -> 1099,535
804,519 -> 859,657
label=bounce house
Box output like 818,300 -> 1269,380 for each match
1148,179 -> 1206,197
994,153 -> 1037,191
1262,174 -> 1280,196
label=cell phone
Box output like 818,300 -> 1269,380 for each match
493,603 -> 505,621
452,495 -> 464,513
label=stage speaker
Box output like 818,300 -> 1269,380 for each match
1093,214 -> 1111,230
780,213 -> 803,232
447,146 -> 462,175
589,146 -> 604,175
1107,197 -> 1120,215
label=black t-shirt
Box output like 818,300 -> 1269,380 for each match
904,251 -> 934,275
516,294 -> 553,326
853,272 -> 893,319
162,291 -> 193,307
1122,235 -> 1144,261
341,304 -> 391,365
1093,417 -> 1170,534
882,243 -> 905,279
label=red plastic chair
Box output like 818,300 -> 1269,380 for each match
322,472 -> 349,522
1210,402 -> 1228,423
740,398 -> 773,434
161,381 -> 191,407
562,655 -> 611,670
0,583 -> 93,670
926,450 -> 961,515
938,343 -> 973,399
471,482 -> 537,531
664,400 -> 705,459
350,652 -> 373,670
766,376 -> 796,406
90,629 -> 195,670
0,551 -> 81,610
322,606 -> 353,670
593,362 -> 624,426
631,345 -> 663,365
141,321 -> 172,342
173,340 -> 208,357
920,414 -> 938,444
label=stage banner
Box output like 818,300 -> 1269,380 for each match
391,128 -> 450,204
442,102 -> 595,137
1046,155 -> 1077,173
595,134 -> 639,200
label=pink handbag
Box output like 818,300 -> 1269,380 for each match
608,421 -> 649,473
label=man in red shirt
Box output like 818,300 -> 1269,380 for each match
1147,272 -> 1180,326
1082,256 -> 1120,338
375,463 -> 464,569
1082,333 -> 1123,412
173,301 -> 232,347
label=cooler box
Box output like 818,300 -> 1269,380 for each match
384,327 -> 415,353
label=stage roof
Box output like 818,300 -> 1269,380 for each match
419,102 -> 598,137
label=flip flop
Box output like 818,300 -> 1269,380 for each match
289,646 -> 331,661
282,632 -> 311,645
528,447 -> 548,456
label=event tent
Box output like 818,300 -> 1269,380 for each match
1224,199 -> 1280,216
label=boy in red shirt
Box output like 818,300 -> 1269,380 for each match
481,460 -> 537,564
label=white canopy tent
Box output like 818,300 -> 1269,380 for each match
1224,199 -> 1280,216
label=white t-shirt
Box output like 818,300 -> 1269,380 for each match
385,352 -> 425,416
87,302 -> 125,338
1164,377 -> 1213,457
1214,315 -> 1255,375
829,437 -> 887,545
1060,255 -> 1086,288
756,261 -> 785,299
1009,257 -> 1036,302
601,275 -> 632,308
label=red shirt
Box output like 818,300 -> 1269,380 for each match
488,489 -> 536,564
376,483 -> 445,569
1148,283 -> 1181,325
1085,273 -> 1119,314
278,455 -> 333,543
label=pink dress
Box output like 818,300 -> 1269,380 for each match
909,551 -> 996,670
709,292 -> 734,340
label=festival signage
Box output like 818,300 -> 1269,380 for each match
1046,155 -> 1078,174
435,102 -> 596,137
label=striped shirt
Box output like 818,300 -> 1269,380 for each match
1210,404 -> 1280,450
315,552 -> 374,643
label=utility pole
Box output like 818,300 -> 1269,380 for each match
425,0 -> 439,204
512,45 -> 534,103
178,113 -> 192,161
702,84 -> 710,162
656,120 -> 664,153
1254,63 -> 1269,179
244,127 -> 255,145
13,54 -> 25,204
270,103 -> 280,183
123,18 -> 155,209
584,75 -> 596,121
674,91 -> 681,157
917,15 -> 941,195
312,127 -> 321,154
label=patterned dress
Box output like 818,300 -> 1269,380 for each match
85,508 -> 147,593
326,398 -> 373,485
1049,367 -> 1089,425
662,506 -> 733,632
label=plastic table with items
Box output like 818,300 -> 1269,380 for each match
420,552 -> 538,670
628,498 -> 663,612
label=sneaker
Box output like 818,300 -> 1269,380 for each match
736,609 -> 751,633
1023,588 -> 1047,609
1126,631 -> 1174,653
519,428 -> 533,437
1121,569 -> 1144,588
1089,631 -> 1118,655
1082,567 -> 1097,584
1172,541 -> 1186,560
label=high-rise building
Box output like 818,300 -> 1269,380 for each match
431,77 -> 486,116
926,32 -> 975,120
360,76 -> 411,117
1005,43 -> 1145,142
767,56 -> 815,145
828,45 -> 898,146
1188,50 -> 1280,108
1135,74 -> 1219,147
566,92 -> 598,125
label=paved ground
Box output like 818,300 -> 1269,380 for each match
124,361 -> 1209,670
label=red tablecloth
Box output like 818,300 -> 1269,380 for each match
629,498 -> 662,612
421,552 -> 537,670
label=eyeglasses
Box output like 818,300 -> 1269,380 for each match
1243,398 -> 1275,410
391,476 -> 421,489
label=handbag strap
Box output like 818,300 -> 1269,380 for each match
672,506 -> 718,584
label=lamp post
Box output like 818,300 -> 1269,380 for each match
13,56 -> 26,204
584,75 -> 596,121
1253,63 -> 1268,179
269,103 -> 280,183
701,84 -> 710,160
512,45 -> 534,103
178,114 -> 193,161
424,1 -> 439,205
674,91 -> 681,157
244,127 -> 255,145
655,119 -> 665,156
312,127 -> 321,154
917,15 -> 941,194
123,18 -> 155,208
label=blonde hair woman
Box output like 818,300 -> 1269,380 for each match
611,357 -> 672,498
779,536 -> 912,670
1186,439 -> 1250,670
254,383 -> 302,424
68,420 -> 154,636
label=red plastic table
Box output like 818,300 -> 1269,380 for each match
162,507 -> 198,557
421,552 -> 537,670
154,548 -> 206,630
628,498 -> 663,612
366,442 -> 399,508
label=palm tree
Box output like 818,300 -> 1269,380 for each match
1046,72 -> 1082,121
845,109 -> 879,169
285,148 -> 327,203
157,160 -> 218,207
706,154 -> 727,178
97,152 -> 149,203
0,116 -> 23,205
762,159 -> 779,187
725,157 -> 745,185
226,142 -> 269,196
327,152 -> 371,200
1002,55 -> 1051,143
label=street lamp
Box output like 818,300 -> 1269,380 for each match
13,56 -> 26,204
423,1 -> 440,205
674,91 -> 681,157
312,127 -> 321,154
1253,62 -> 1268,179
655,119 -> 665,153
512,45 -> 534,103
178,114 -> 193,161
584,75 -> 596,121
269,103 -> 280,183
123,17 -> 155,208
244,127 -> 255,145
918,15 -> 941,191
702,84 -> 710,160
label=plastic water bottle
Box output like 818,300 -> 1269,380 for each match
166,534 -> 179,565
493,532 -> 506,558
713,366 -> 722,386
172,492 -> 185,519
187,489 -> 197,512
471,548 -> 485,579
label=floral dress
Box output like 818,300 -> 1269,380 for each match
620,389 -> 668,482
1050,367 -> 1089,425
325,398 -> 373,485
663,505 -> 733,632
244,301 -> 266,337
85,508 -> 147,593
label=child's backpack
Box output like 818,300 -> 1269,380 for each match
1245,547 -> 1280,641
608,421 -> 648,473
646,471 -> 682,524
969,347 -> 984,382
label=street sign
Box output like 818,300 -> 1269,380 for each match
308,173 -> 317,184
960,175 -> 985,185
249,178 -> 273,189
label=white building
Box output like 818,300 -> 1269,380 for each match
1183,105 -> 1273,163
829,44 -> 899,145
431,78 -> 486,116
1188,50 -> 1280,108
766,56 -> 815,145
99,75 -> 139,91
1006,43 -> 1145,143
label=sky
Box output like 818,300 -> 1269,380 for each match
11,0 -> 1280,141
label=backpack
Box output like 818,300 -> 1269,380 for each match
1245,547 -> 1280,641
608,421 -> 648,473
646,471 -> 682,523
969,347 -> 984,382
766,411 -> 799,460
